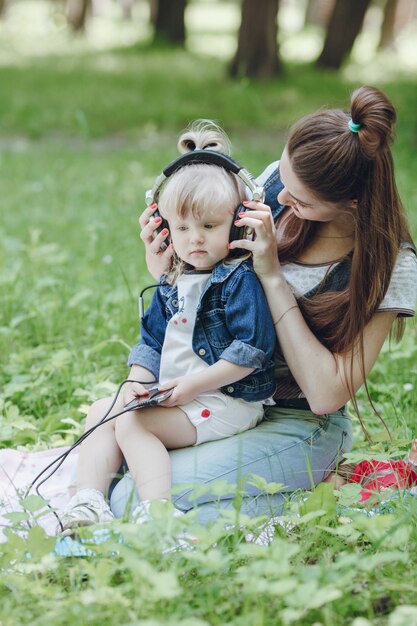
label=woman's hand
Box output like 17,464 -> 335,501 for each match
228,200 -> 281,279
139,203 -> 174,280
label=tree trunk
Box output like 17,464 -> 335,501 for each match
230,0 -> 281,79
66,0 -> 91,31
316,0 -> 373,69
378,0 -> 399,49
304,0 -> 335,28
152,0 -> 187,45
378,0 -> 416,49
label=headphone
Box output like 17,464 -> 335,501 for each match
145,149 -> 265,252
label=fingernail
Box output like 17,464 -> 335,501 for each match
242,200 -> 249,205
238,212 -> 246,217
149,202 -> 157,209
234,220 -> 240,225
154,217 -> 162,224
161,228 -> 169,236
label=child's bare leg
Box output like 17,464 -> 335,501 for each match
76,396 -> 124,495
115,406 -> 196,501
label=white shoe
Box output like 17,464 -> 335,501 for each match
131,499 -> 184,525
131,500 -> 195,553
59,489 -> 114,532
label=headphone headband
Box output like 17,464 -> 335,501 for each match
145,149 -> 264,205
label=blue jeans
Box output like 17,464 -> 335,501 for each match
109,407 -> 352,523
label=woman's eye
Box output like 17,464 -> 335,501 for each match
178,226 -> 188,231
204,224 -> 214,229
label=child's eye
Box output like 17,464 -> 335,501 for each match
177,226 -> 188,231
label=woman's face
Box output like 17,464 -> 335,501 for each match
277,149 -> 349,224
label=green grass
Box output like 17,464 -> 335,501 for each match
1,9 -> 417,625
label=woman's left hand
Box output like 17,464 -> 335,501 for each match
228,200 -> 281,279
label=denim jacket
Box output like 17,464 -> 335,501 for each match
128,260 -> 277,402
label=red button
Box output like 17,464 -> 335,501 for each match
201,409 -> 210,418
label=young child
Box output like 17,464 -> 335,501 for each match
60,123 -> 277,530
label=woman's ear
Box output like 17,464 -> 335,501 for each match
349,199 -> 358,210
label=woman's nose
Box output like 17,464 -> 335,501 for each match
278,187 -> 291,206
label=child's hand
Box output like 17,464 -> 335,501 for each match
123,381 -> 150,408
158,377 -> 199,407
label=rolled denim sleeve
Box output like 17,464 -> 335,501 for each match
127,284 -> 168,380
127,343 -> 161,380
221,268 -> 276,369
219,340 -> 269,370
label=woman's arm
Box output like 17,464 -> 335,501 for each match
262,272 -> 396,414
229,201 -> 396,414
139,203 -> 174,280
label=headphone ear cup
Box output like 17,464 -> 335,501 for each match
229,204 -> 254,243
150,209 -> 170,250
229,204 -> 244,244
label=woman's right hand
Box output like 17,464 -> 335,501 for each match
139,203 -> 174,280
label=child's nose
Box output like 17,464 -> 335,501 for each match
190,228 -> 204,243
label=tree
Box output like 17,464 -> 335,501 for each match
316,0 -> 373,69
378,0 -> 416,50
0,0 -> 8,19
230,0 -> 281,79
66,0 -> 92,31
151,0 -> 187,45
304,0 -> 335,28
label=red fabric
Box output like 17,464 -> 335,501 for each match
349,459 -> 417,502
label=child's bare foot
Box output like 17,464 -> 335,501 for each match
323,472 -> 347,488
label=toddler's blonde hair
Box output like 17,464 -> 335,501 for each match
158,120 -> 247,283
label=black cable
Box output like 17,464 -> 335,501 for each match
139,282 -> 169,350
27,282 -> 169,532
26,378 -> 158,533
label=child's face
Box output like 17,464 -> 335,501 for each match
168,208 -> 233,270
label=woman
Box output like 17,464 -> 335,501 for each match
110,86 -> 417,522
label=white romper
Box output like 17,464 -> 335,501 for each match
159,272 -> 264,445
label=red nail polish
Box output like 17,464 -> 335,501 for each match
242,200 -> 249,205
154,217 -> 162,224
161,228 -> 169,236
238,212 -> 246,217
149,202 -> 157,209
234,220 -> 240,224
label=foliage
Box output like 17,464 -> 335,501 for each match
0,10 -> 417,626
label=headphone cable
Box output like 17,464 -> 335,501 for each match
26,378 -> 158,533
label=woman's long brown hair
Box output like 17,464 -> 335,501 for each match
278,87 -> 415,435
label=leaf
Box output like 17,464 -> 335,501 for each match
4,511 -> 29,524
248,474 -> 285,494
337,483 -> 363,507
25,526 -> 55,558
21,495 -> 48,512
299,482 -> 337,520
388,605 -> 417,626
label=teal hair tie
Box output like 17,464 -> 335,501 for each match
348,119 -> 361,133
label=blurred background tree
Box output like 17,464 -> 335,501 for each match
230,0 -> 281,78
1,0 -> 415,76
151,0 -> 187,45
